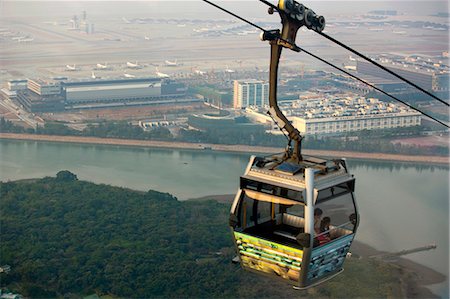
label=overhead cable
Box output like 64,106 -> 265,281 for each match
201,0 -> 449,128
202,0 -> 266,32
296,47 -> 449,128
256,0 -> 448,107
317,31 -> 449,107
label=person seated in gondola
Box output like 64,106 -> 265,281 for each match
317,217 -> 331,246
314,208 -> 323,234
349,213 -> 357,226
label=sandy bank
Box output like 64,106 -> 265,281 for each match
1,133 -> 449,165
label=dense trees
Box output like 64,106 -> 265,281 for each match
189,86 -> 232,106
0,117 -> 31,133
55,170 -> 78,182
1,174 -> 407,298
0,176 -> 232,297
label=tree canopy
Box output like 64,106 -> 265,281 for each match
1,173 -> 407,298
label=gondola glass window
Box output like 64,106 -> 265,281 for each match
233,187 -> 306,283
314,181 -> 357,246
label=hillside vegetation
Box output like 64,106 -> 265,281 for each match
1,172 -> 404,298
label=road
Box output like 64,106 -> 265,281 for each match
0,97 -> 42,128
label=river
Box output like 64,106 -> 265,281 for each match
0,139 -> 448,297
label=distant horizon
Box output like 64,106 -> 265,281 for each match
2,0 -> 448,19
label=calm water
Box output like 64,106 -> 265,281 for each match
1,139 -> 448,296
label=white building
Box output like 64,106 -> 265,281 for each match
7,79 -> 28,91
233,79 -> 269,109
246,93 -> 422,135
291,112 -> 421,135
27,79 -> 62,96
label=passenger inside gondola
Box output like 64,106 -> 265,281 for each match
316,217 -> 331,245
313,208 -> 323,234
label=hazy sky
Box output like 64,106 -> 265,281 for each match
0,0 -> 448,4
2,1 -> 447,19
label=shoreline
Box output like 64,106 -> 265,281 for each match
1,132 -> 449,165
189,194 -> 448,299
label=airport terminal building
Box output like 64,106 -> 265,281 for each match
14,77 -> 191,112
356,58 -> 449,92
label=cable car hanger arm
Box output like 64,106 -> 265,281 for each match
207,0 -> 327,162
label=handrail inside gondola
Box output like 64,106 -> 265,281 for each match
244,189 -> 303,206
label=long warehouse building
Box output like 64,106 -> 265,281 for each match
64,78 -> 163,104
15,77 -> 192,112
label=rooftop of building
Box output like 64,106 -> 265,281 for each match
8,79 -> 28,84
63,77 -> 162,86
234,79 -> 267,84
28,78 -> 61,86
358,53 -> 450,75
25,77 -> 164,87
281,92 -> 421,119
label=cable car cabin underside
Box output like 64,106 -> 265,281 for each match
229,155 -> 359,289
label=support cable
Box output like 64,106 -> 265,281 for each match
317,31 -> 449,107
202,0 -> 266,32
257,0 -> 448,107
296,47 -> 449,128
201,0 -> 449,128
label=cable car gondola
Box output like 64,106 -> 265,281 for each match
230,156 -> 358,288
228,0 -> 359,288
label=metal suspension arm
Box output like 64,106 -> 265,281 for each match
261,0 -> 325,162
266,35 -> 303,161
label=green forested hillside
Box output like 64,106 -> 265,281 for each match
1,173 -> 404,298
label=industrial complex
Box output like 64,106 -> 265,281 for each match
354,54 -> 449,93
5,77 -> 191,112
0,2 -> 447,139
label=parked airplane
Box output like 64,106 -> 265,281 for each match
17,37 -> 34,43
155,68 -> 170,78
127,61 -> 142,69
96,62 -> 109,70
124,73 -> 135,78
11,36 -> 26,41
343,65 -> 356,71
66,64 -> 78,71
165,59 -> 178,67
224,65 -> 235,73
91,71 -> 100,79
193,68 -> 206,76
144,36 -> 151,40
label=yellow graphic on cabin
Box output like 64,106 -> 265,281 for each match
234,232 -> 303,282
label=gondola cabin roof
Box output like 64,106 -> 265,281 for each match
242,155 -> 354,195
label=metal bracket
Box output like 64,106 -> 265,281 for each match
258,0 -> 326,163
